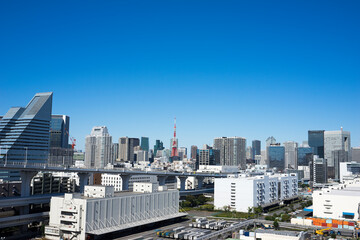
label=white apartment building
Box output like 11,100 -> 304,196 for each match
214,174 -> 298,212
313,180 -> 360,220
45,185 -> 184,240
274,173 -> 298,200
101,174 -> 158,191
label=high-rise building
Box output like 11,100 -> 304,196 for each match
332,149 -> 348,180
308,130 -> 325,158
140,137 -> 149,151
49,115 -> 73,166
296,146 -> 313,167
118,137 -> 140,163
310,156 -> 328,184
246,146 -> 252,160
191,145 -> 198,160
50,115 -> 70,148
324,129 -> 351,167
178,147 -> 187,160
196,148 -> 220,169
85,126 -> 112,168
154,140 -> 164,157
266,136 -> 276,146
252,140 -> 261,160
267,145 -> 285,171
111,143 -> 119,162
134,150 -> 149,162
284,141 -> 298,169
0,92 -> 53,181
352,147 -> 360,163
213,137 -> 246,169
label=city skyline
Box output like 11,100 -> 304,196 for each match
1,1 -> 359,151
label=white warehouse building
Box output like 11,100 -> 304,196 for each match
313,179 -> 360,221
45,184 -> 185,240
101,173 -> 158,191
214,174 -> 298,212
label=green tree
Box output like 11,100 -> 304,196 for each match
273,220 -> 279,230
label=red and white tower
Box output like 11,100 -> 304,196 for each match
171,117 -> 178,157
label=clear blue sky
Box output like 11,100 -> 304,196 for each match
1,1 -> 359,151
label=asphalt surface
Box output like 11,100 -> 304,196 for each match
114,219 -> 192,240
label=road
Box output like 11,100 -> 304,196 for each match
114,219 -> 192,240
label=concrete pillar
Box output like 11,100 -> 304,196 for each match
78,172 -> 90,193
20,171 -> 37,197
197,176 -> 205,189
178,176 -> 187,191
157,175 -> 168,186
121,174 -> 132,191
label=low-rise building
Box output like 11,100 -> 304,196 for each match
214,173 -> 298,212
101,173 -> 157,191
45,184 -> 185,240
313,179 -> 360,221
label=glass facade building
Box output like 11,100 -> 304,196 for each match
140,137 -> 149,151
308,130 -> 325,158
296,146 -> 313,167
0,92 -> 53,180
252,140 -> 261,159
50,115 -> 69,148
267,145 -> 285,171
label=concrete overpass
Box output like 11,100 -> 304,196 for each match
0,161 -> 227,197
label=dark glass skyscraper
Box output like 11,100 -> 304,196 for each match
267,145 -> 285,171
252,140 -> 261,159
296,146 -> 313,166
140,137 -> 149,151
308,130 -> 324,158
50,115 -> 70,148
0,92 -> 53,180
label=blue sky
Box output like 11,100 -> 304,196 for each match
1,1 -> 359,151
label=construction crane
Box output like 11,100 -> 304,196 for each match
65,128 -> 76,150
70,136 -> 76,150
315,228 -> 334,236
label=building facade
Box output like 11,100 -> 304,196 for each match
324,130 -> 351,167
213,137 -> 246,169
310,156 -> 328,184
140,137 -> 149,151
352,147 -> 360,163
313,181 -> 360,221
45,185 -> 183,240
252,140 -> 261,160
101,174 -> 158,191
308,130 -> 325,158
196,149 -> 220,169
84,126 -> 112,168
214,174 -> 298,212
284,141 -> 298,169
0,92 -> 53,180
191,145 -> 198,160
118,137 -> 140,163
267,145 -> 285,171
296,146 -> 313,167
